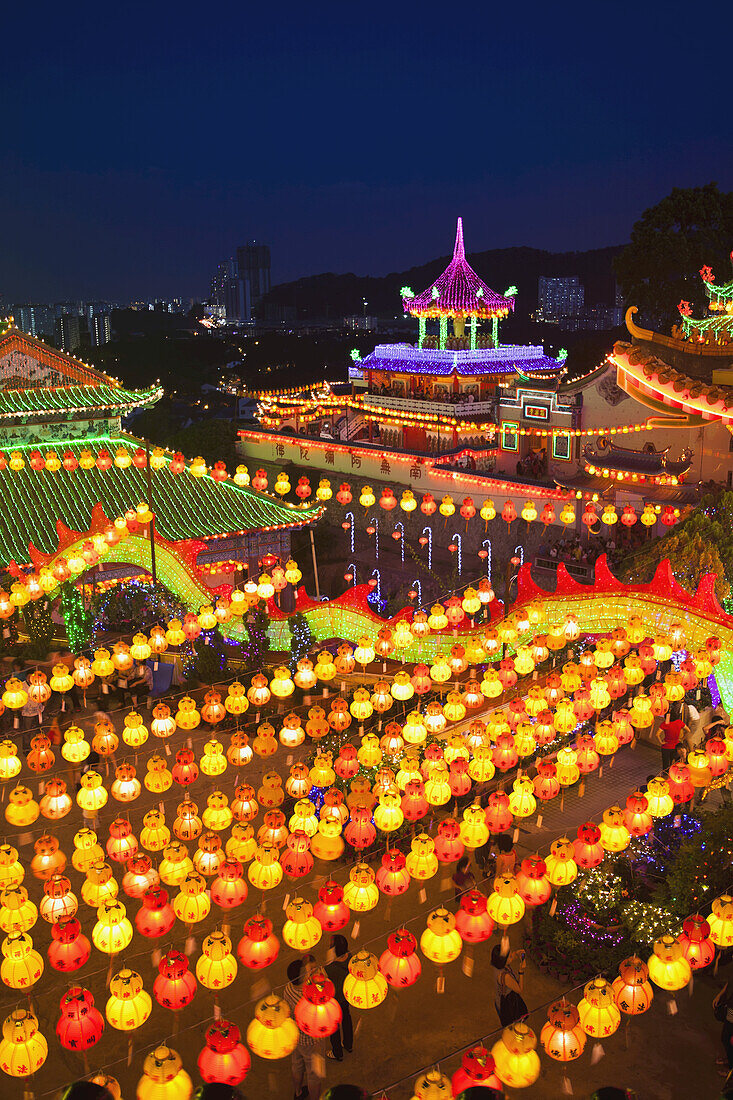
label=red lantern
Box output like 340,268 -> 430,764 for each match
679,914 -> 715,970
379,487 -> 397,510
497,659 -> 517,691
420,493 -> 437,516
606,665 -> 628,699
237,914 -> 280,969
106,818 -> 138,863
452,1045 -> 502,1094
623,791 -> 652,837
575,734 -> 600,774
172,747 -> 199,786
378,928 -> 421,987
582,502 -> 598,527
660,506 -> 678,527
211,461 -> 228,482
294,970 -> 342,1037
534,711 -> 556,747
336,483 -> 352,505
96,449 -> 112,471
460,497 -> 476,522
638,643 -> 657,676
56,987 -> 104,1050
621,505 -> 637,527
314,881 -> 350,930
401,779 -> 428,823
485,791 -> 513,834
62,450 -> 78,471
449,757 -> 472,797
122,853 -> 159,898
455,890 -> 495,943
410,664 -> 432,696
166,451 -> 183,474
706,737 -> 729,778
667,763 -> 694,804
493,732 -> 518,773
132,447 -> 147,468
375,849 -> 411,896
516,855 -> 551,907
198,1019 -> 250,1085
612,708 -> 634,746
153,949 -> 197,1010
573,691 -> 595,723
251,468 -> 268,491
502,499 -> 517,527
574,822 -> 604,869
335,744 -> 359,780
280,831 -> 314,880
48,917 -> 91,972
210,859 -> 248,908
344,806 -> 376,850
295,476 -> 312,499
533,760 -> 559,801
135,885 -> 176,938
30,450 -> 44,471
540,503 -> 555,527
435,817 -> 465,863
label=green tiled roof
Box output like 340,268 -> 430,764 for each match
0,436 -> 323,565
0,384 -> 161,420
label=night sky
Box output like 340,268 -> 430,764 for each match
3,0 -> 731,301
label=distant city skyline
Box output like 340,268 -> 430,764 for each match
2,2 -> 731,301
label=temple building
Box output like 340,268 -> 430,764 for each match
0,321 -> 322,603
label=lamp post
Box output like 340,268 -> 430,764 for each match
393,522 -> 405,564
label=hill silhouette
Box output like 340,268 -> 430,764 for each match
264,244 -> 624,320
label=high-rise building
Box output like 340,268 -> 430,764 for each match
236,242 -> 270,316
12,305 -> 56,340
538,276 -> 585,320
91,312 -> 111,346
56,313 -> 81,352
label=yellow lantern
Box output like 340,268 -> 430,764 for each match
76,770 -> 108,814
248,845 -> 283,890
202,791 -> 233,832
343,863 -> 379,911
246,996 -> 298,1060
196,930 -> 237,989
145,754 -> 173,793
491,1022 -> 540,1089
420,907 -> 463,965
175,696 -> 200,730
487,874 -> 525,926
508,776 -> 536,818
1,931 -> 44,989
424,766 -> 451,807
200,738 -> 227,776
578,977 -> 621,1036
71,828 -> 103,874
555,746 -> 580,786
0,886 -> 37,934
158,841 -> 193,886
165,619 -> 186,646
2,678 -> 27,712
121,711 -> 148,748
91,648 -> 114,678
540,999 -> 586,1063
405,834 -> 438,881
92,898 -> 133,954
708,894 -> 733,947
105,968 -> 152,1030
140,810 -> 170,853
343,950 -> 387,1008
645,776 -> 674,818
647,935 -> 691,991
136,1046 -> 192,1100
82,862 -> 119,908
282,897 -> 322,950
599,806 -> 630,852
0,845 -> 24,889
0,740 -> 20,780
0,1008 -> 47,1077
173,872 -> 211,924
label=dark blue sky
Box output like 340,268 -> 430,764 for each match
2,0 -> 731,301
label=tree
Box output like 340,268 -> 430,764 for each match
60,583 -> 93,654
23,596 -> 55,659
614,184 -> 733,326
288,611 -> 314,661
616,490 -> 733,601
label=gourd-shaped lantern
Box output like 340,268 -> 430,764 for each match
458,802 -> 489,849
226,823 -> 257,864
541,999 -> 586,1062
211,858 -> 248,909
175,696 -> 200,730
578,977 -> 621,1036
248,844 -> 283,891
645,776 -> 674,817
173,798 -> 202,840
344,950 -> 388,1009
405,834 -> 438,881
136,1046 -> 192,1100
111,763 -> 141,803
76,770 -> 107,814
487,874 -> 525,927
455,890 -> 494,943
202,790 -> 233,832
374,848 -> 410,896
516,855 -> 551,907
105,968 -> 152,1030
295,970 -> 342,1037
200,737 -> 227,777
81,861 -> 118,908
0,885 -> 37,934
508,775 -> 537,819
40,874 -> 78,923
0,1007 -> 47,1077
140,809 -> 170,853
31,832 -> 66,879
193,831 -> 224,877
6,784 -> 40,826
623,790 -> 653,837
151,703 -> 176,740
280,830 -> 314,880
491,1022 -> 540,1089
647,935 -> 691,990
0,844 -> 24,889
412,1069 -> 452,1098
343,863 -> 379,911
48,916 -> 90,971
451,1045 -> 501,1094
227,731 -> 252,768
420,907 -> 463,966
282,897 -> 322,950
26,733 -> 54,773
708,894 -> 733,947
0,740 -> 20,780
311,818 -> 344,862
485,790 -> 513,834
107,818 -> 138,863
533,760 -> 559,802
574,822 -> 604,869
136,885 -> 176,938
238,913 -> 280,970
173,872 -> 211,925
145,754 -> 173,793
253,721 -> 278,758
599,805 -> 630,852
153,949 -> 197,1010
379,928 -> 421,988
246,996 -> 298,1059
435,817 -> 465,864
198,1019 -> 251,1085
196,930 -> 237,990
159,841 -> 193,886
611,955 -> 653,1015
56,987 -> 105,1051
257,770 -> 284,807
679,914 -> 716,969
92,898 -> 133,954
172,747 -> 199,787
1,931 -> 44,989
313,881 -> 350,931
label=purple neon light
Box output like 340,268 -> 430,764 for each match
403,218 -> 515,318
359,345 -> 562,376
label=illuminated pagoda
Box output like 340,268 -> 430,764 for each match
0,321 -> 323,605
244,220 -> 581,491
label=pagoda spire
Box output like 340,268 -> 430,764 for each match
453,217 -> 465,261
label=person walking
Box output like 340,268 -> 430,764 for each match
490,945 -> 528,1027
325,934 -> 353,1062
659,700 -> 686,771
283,957 -> 324,1100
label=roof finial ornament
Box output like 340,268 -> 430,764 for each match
453,217 -> 465,262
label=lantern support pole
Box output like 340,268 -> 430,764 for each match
145,439 -> 157,587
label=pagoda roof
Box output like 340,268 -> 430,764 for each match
0,325 -> 160,418
358,342 -> 564,377
0,435 -> 323,566
582,438 -> 693,478
402,219 -> 516,320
